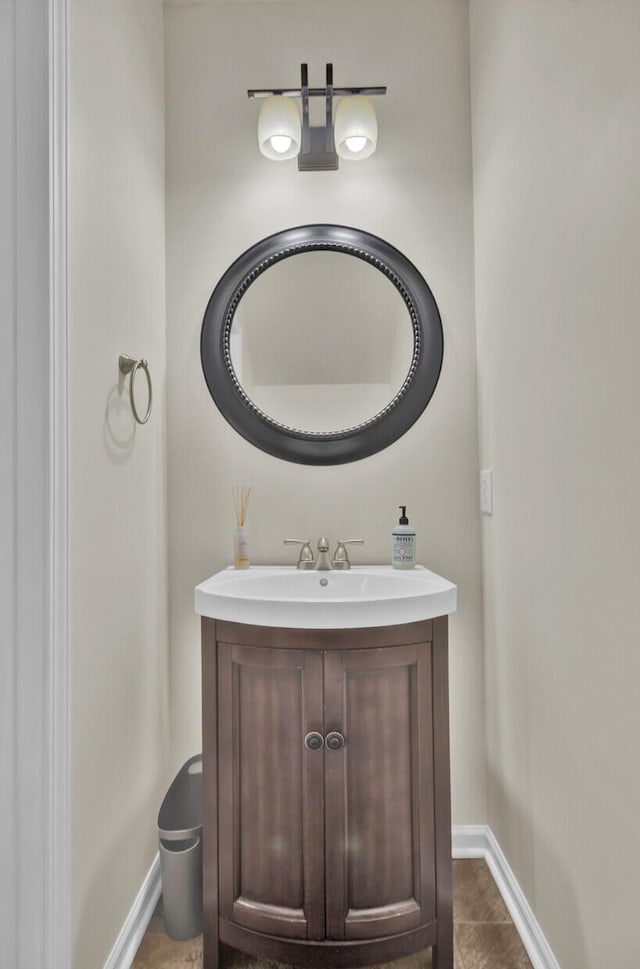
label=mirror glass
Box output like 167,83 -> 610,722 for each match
229,251 -> 414,432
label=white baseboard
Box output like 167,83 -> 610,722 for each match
453,825 -> 560,969
105,829 -> 558,969
104,853 -> 161,969
452,823 -> 492,859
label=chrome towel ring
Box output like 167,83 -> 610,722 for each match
119,354 -> 152,425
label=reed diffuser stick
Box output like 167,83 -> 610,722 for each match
232,485 -> 251,526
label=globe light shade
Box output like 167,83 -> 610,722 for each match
258,96 -> 301,161
334,95 -> 378,160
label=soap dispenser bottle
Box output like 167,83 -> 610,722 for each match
392,506 -> 416,569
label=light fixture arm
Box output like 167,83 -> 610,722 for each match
301,63 -> 310,156
325,63 -> 334,154
299,63 -> 337,171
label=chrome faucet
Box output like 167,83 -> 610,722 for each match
285,536 -> 364,570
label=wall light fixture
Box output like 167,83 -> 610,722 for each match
248,64 -> 386,172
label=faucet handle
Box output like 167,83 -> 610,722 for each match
284,538 -> 315,570
332,538 -> 364,570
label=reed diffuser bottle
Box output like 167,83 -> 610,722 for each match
232,485 -> 251,569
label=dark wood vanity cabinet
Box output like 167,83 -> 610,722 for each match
201,616 -> 452,969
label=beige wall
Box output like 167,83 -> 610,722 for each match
470,1 -> 640,966
165,0 -> 486,823
68,1 -> 169,965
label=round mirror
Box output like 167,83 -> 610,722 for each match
201,225 -> 443,465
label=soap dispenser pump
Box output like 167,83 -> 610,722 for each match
392,505 -> 416,569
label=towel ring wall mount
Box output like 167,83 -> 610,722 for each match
119,354 -> 153,425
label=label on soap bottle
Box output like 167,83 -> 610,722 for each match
392,531 -> 416,568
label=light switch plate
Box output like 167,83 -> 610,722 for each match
480,469 -> 493,515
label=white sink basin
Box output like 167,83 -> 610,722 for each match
195,565 -> 457,629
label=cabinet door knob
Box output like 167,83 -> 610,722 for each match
304,731 -> 324,751
325,731 -> 345,751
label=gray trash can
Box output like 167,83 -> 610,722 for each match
158,754 -> 203,940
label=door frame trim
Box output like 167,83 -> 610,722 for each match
1,1 -> 71,966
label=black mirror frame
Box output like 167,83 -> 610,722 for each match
200,224 -> 444,465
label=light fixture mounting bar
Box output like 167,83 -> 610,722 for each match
248,86 -> 387,99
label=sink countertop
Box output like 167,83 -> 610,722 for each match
195,564 -> 457,629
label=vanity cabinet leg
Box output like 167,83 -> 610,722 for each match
433,615 -> 453,969
202,620 -> 220,969
202,890 -> 220,967
433,924 -> 453,969
202,937 -> 220,969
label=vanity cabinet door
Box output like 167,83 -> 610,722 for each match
323,642 -> 436,941
217,643 -> 325,940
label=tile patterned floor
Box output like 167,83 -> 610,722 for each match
132,860 -> 532,969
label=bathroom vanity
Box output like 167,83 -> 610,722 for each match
196,566 -> 457,969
